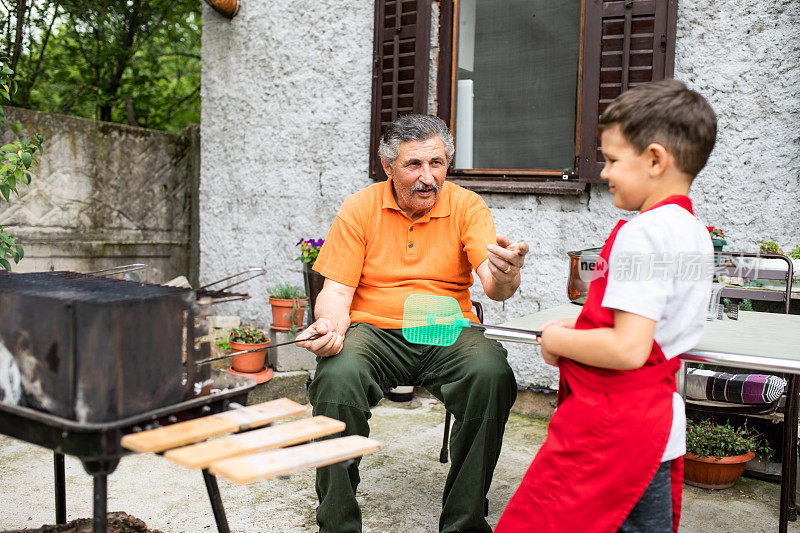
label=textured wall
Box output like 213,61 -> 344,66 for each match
0,107 -> 198,282
201,1 -> 800,390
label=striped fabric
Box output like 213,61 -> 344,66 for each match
686,368 -> 787,404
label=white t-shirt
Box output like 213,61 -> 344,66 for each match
602,203 -> 714,461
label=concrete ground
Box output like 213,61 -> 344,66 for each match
0,395 -> 798,533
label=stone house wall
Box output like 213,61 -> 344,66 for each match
200,0 -> 800,390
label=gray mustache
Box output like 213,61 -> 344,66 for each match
411,182 -> 440,194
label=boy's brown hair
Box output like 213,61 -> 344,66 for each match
598,79 -> 717,178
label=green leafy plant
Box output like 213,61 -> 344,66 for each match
0,60 -> 44,270
759,240 -> 783,255
268,282 -> 304,300
686,418 -> 772,459
786,245 -> 800,260
706,226 -> 725,239
229,326 -> 269,344
739,299 -> 753,311
296,238 -> 324,266
215,336 -> 231,350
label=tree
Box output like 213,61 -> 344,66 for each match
0,60 -> 43,270
0,0 -> 201,133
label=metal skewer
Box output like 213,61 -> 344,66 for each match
195,333 -> 323,366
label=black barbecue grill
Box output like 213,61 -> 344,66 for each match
0,270 -> 261,533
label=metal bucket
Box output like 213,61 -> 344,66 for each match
566,247 -> 602,304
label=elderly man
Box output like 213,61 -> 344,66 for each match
297,114 -> 528,533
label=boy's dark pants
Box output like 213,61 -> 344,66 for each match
308,323 -> 517,533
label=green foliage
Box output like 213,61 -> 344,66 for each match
758,240 -> 783,255
739,299 -> 753,311
786,245 -> 800,260
296,238 -> 325,265
229,326 -> 269,345
686,418 -> 772,459
0,60 -> 44,270
1,0 -> 201,133
215,336 -> 231,351
268,282 -> 305,300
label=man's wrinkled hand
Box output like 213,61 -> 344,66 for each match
296,318 -> 345,357
487,235 -> 529,280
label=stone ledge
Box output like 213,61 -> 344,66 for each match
245,370 -> 311,406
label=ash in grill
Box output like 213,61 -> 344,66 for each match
0,272 -> 197,423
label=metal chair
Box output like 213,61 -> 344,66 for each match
683,251 -> 797,527
438,300 -> 488,517
439,300 -> 484,464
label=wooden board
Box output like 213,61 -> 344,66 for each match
208,435 -> 383,484
163,416 -> 345,469
120,398 -> 307,453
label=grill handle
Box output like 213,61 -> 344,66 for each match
198,267 -> 266,293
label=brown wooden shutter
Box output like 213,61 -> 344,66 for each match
369,0 -> 431,180
578,0 -> 677,183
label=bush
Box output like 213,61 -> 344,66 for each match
759,240 -> 783,255
686,418 -> 772,459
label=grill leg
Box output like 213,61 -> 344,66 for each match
54,452 -> 66,524
81,459 -> 118,533
202,469 -> 230,533
92,474 -> 107,533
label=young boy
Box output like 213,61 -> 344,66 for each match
495,80 -> 717,533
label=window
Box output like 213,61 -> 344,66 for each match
369,0 -> 678,193
450,0 -> 580,172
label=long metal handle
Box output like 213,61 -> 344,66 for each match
198,267 -> 266,292
474,323 -> 542,344
195,334 -> 323,366
87,264 -> 147,277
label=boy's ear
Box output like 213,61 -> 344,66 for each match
645,142 -> 670,177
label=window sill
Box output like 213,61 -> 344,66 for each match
449,178 -> 587,195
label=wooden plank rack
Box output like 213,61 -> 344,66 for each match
121,398 -> 382,532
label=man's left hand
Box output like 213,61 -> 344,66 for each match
487,235 -> 529,280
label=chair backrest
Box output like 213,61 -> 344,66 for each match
714,251 -> 793,314
470,300 -> 484,323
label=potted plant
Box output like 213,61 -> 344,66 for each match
707,226 -> 726,252
787,245 -> 800,284
684,418 -> 772,489
756,240 -> 792,288
268,282 -> 308,331
296,238 -> 325,324
228,326 -> 271,373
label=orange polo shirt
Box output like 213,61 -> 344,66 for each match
313,179 -> 495,329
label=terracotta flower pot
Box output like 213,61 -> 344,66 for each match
229,339 -> 270,373
684,451 -> 755,489
269,296 -> 308,330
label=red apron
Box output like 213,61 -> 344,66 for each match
495,195 -> 694,533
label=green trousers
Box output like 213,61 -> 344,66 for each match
308,322 -> 517,533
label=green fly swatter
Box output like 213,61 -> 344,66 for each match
402,294 -> 542,346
